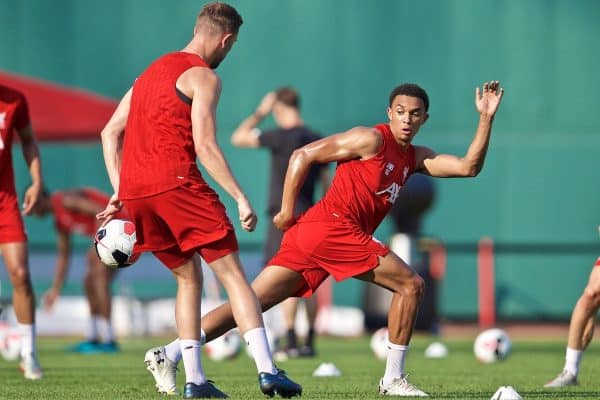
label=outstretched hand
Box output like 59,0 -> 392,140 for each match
96,193 -> 122,226
476,81 -> 504,117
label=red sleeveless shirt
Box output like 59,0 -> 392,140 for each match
119,52 -> 209,199
301,123 -> 416,235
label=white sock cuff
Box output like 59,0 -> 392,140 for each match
180,339 -> 202,350
200,328 -> 206,345
387,341 -> 409,351
243,327 -> 266,342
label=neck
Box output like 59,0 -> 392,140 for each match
182,41 -> 209,63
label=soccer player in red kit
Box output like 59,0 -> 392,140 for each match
97,2 -> 301,398
0,84 -> 44,379
31,187 -> 128,353
194,81 -> 504,397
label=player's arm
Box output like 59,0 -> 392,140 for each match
98,88 -> 132,222
415,81 -> 504,178
185,67 -> 256,232
42,231 -> 71,311
230,92 -> 276,148
62,192 -> 104,217
17,124 -> 43,215
274,127 -> 381,230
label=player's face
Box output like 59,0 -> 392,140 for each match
387,95 -> 428,144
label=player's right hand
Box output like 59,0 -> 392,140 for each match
255,92 -> 276,117
41,288 -> 59,311
96,193 -> 122,226
238,197 -> 257,232
273,210 -> 295,231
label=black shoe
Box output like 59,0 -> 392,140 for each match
183,381 -> 228,399
258,369 -> 302,398
298,346 -> 316,357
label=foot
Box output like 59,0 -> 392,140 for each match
298,345 -> 316,357
67,339 -> 102,354
183,381 -> 228,399
258,369 -> 302,398
144,346 -> 179,395
19,353 -> 43,380
98,341 -> 120,353
544,370 -> 578,388
378,375 -> 428,397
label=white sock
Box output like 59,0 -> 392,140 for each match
17,323 -> 35,359
97,317 -> 115,343
564,347 -> 583,376
165,339 -> 181,363
87,316 -> 100,341
180,339 -> 206,385
243,327 -> 277,374
165,330 -> 204,364
382,341 -> 409,386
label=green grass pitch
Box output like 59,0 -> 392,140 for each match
2,335 -> 600,399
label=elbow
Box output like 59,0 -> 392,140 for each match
289,148 -> 310,168
464,164 -> 482,177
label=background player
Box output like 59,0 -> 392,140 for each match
97,2 -> 301,398
0,83 -> 44,379
30,187 -> 126,353
230,87 -> 329,357
191,80 -> 504,397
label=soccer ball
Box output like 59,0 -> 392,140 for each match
473,328 -> 512,363
0,322 -> 22,361
94,219 -> 138,268
205,329 -> 242,361
370,327 -> 389,360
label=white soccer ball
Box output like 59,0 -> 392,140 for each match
474,328 -> 512,363
0,322 -> 22,361
205,329 -> 242,361
94,219 -> 138,268
370,327 -> 389,361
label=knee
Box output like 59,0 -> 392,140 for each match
400,275 -> 425,300
581,286 -> 600,309
8,265 -> 30,287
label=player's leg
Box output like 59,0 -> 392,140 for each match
545,259 -> 600,388
88,246 -> 118,350
354,251 -> 427,397
0,241 -> 42,379
299,295 -> 318,356
205,260 -> 304,398
280,297 -> 300,356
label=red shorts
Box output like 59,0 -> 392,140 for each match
267,219 -> 389,297
122,181 -> 238,268
0,196 -> 27,243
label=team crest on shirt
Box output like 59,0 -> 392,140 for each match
0,112 -> 5,129
384,162 -> 395,176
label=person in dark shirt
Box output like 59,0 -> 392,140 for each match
231,87 -> 329,357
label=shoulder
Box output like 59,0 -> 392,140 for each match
180,67 -> 221,93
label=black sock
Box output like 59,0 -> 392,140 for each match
286,329 -> 297,349
305,328 -> 315,348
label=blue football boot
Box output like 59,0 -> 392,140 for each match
183,381 -> 228,399
258,369 -> 302,398
67,339 -> 102,354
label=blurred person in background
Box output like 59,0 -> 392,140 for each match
30,187 -> 127,353
545,226 -> 600,388
197,80 -> 504,397
0,84 -> 44,379
97,2 -> 301,398
230,87 -> 329,358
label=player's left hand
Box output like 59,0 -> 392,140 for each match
96,193 -> 122,226
476,80 -> 504,117
22,183 -> 42,215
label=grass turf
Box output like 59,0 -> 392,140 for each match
2,335 -> 600,399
